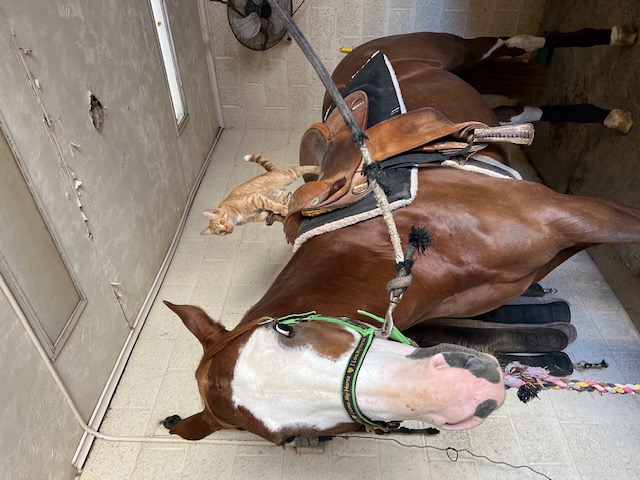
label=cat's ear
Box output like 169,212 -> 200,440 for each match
202,209 -> 218,220
200,226 -> 213,235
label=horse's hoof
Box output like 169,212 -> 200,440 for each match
604,109 -> 633,134
160,415 -> 182,429
610,25 -> 638,46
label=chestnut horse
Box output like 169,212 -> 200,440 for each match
165,27 -> 639,445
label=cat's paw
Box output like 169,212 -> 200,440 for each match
255,211 -> 269,222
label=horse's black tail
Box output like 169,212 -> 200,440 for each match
458,59 -> 549,97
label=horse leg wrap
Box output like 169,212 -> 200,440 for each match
539,104 -> 609,124
544,28 -> 612,49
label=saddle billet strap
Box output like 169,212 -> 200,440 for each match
379,143 -> 474,170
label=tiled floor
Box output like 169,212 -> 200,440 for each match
80,129 -> 640,480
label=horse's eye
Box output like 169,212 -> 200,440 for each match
274,323 -> 294,338
284,435 -> 297,444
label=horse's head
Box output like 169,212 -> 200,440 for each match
165,302 -> 505,445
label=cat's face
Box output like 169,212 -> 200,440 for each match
201,209 -> 234,235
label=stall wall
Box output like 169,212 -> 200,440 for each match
0,0 -> 219,478
207,0 -> 546,129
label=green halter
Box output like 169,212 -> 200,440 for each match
273,311 -> 416,431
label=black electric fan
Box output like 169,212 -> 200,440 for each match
227,0 -> 291,51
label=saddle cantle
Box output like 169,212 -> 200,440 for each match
293,90 -> 372,218
284,50 -> 534,245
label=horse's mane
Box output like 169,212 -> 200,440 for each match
458,59 -> 549,97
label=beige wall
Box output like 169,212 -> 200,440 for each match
0,0 -> 219,478
208,0 -> 546,129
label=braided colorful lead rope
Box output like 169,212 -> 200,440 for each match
503,362 -> 640,403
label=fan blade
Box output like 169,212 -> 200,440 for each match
269,8 -> 286,33
231,12 -> 261,39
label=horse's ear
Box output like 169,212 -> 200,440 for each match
163,301 -> 226,348
169,411 -> 221,440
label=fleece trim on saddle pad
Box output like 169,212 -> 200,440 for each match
293,51 -> 522,251
294,167 -> 418,251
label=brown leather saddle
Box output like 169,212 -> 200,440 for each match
283,90 -> 533,244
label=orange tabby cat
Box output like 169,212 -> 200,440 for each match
201,154 -> 320,235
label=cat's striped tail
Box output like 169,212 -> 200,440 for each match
244,154 -> 278,172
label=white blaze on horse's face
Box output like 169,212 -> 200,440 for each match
231,322 -> 505,436
231,325 -> 354,432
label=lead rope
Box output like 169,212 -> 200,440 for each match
268,0 -> 425,336
503,362 -> 640,402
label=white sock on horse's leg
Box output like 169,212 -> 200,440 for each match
495,106 -> 542,125
505,35 -> 545,52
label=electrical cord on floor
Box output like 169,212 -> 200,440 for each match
336,434 -> 553,480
